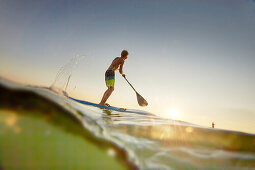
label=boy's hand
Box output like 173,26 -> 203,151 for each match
122,74 -> 126,78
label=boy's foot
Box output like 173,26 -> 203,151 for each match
98,102 -> 110,107
105,103 -> 110,107
119,108 -> 126,111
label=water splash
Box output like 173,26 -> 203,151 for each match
50,54 -> 85,93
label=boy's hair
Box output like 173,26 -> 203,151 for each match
121,50 -> 129,57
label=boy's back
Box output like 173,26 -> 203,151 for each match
108,57 -> 124,71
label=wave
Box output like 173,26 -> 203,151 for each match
1,77 -> 255,169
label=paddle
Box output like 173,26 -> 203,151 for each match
123,76 -> 148,107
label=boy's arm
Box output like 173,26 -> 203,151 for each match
119,60 -> 125,77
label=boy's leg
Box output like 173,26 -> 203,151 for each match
99,87 -> 114,106
100,71 -> 115,106
99,88 -> 110,105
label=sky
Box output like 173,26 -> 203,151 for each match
0,0 -> 255,134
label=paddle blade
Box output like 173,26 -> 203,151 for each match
136,92 -> 148,107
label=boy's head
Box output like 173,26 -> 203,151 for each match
121,50 -> 128,60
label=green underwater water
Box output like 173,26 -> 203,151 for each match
0,109 -> 126,170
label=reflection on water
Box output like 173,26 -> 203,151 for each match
97,109 -> 255,169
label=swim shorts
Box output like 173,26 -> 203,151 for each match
105,69 -> 115,87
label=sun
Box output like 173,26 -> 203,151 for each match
167,108 -> 180,120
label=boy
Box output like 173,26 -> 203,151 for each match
99,50 -> 128,106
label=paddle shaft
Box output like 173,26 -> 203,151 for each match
123,77 -> 137,93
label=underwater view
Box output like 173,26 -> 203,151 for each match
1,77 -> 255,169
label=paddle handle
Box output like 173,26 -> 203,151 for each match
123,76 -> 137,93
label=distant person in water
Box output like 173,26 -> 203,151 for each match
99,50 -> 128,106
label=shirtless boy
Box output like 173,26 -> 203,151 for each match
99,50 -> 128,106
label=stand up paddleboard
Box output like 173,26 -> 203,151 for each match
63,91 -> 153,115
63,91 -> 126,112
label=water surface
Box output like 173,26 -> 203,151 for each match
1,78 -> 255,169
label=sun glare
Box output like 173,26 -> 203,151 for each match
167,109 -> 180,120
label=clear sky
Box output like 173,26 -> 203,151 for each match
0,0 -> 255,134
